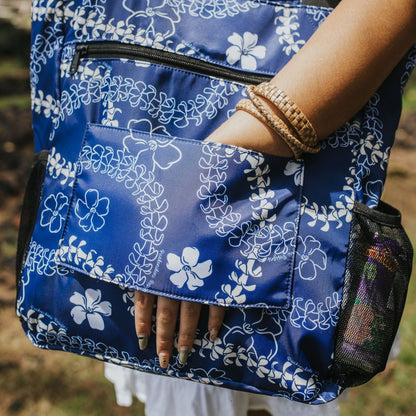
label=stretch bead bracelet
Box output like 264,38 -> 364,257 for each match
236,98 -> 306,158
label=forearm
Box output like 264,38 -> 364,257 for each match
275,0 -> 416,139
207,0 -> 416,155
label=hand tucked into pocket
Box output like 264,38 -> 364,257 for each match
132,108 -> 296,368
134,291 -> 225,368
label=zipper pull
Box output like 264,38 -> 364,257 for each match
70,44 -> 88,76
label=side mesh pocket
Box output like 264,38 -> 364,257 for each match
16,150 -> 49,288
331,200 -> 413,387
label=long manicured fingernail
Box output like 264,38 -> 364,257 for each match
159,352 -> 170,369
138,335 -> 148,351
178,348 -> 189,365
209,328 -> 218,342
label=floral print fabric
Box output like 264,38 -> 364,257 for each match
17,0 -> 416,406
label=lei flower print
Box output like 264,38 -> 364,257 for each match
75,189 -> 110,232
242,224 -> 285,261
296,235 -> 327,280
40,192 -> 69,233
274,8 -> 306,55
167,247 -> 213,291
70,288 -> 112,331
226,32 -> 266,71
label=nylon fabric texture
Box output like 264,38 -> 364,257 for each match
16,0 -> 415,406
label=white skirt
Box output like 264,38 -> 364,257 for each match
104,364 -> 341,416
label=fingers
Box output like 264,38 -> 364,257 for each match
177,301 -> 202,365
135,291 -> 226,369
208,305 -> 226,342
156,296 -> 180,368
134,290 -> 155,350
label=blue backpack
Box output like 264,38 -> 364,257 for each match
17,0 -> 414,404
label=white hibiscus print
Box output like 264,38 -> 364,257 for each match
167,247 -> 212,291
75,189 -> 110,232
40,192 -> 69,233
296,235 -> 327,280
70,288 -> 112,331
226,32 -> 266,71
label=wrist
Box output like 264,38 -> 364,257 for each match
205,111 -> 294,158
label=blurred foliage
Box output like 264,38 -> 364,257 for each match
403,73 -> 416,112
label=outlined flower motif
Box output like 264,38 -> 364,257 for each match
242,224 -> 285,261
75,189 -> 110,232
70,288 -> 112,331
127,118 -> 170,135
226,32 -> 266,71
40,192 -> 69,233
167,247 -> 212,291
123,0 -> 180,39
123,129 -> 182,172
291,297 -> 319,330
296,235 -> 327,280
364,180 -> 383,208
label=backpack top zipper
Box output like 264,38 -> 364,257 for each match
70,41 -> 273,85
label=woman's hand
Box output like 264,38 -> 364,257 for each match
132,0 -> 416,372
134,292 -> 225,368
132,110 -> 294,369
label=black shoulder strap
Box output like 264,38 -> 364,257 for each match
302,0 -> 341,8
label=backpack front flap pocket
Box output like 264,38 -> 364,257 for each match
56,123 -> 304,309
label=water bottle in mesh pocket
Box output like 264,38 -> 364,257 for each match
331,200 -> 413,387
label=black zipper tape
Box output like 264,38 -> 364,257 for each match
302,0 -> 340,8
70,41 -> 273,85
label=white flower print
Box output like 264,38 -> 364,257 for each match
40,192 -> 69,233
226,32 -> 266,70
275,8 -> 300,36
284,160 -> 304,186
70,288 -> 112,331
220,282 -> 247,305
167,247 -> 212,291
296,235 -> 327,280
195,334 -> 225,361
123,0 -> 180,39
275,8 -> 306,55
75,189 -> 110,232
335,189 -> 354,223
